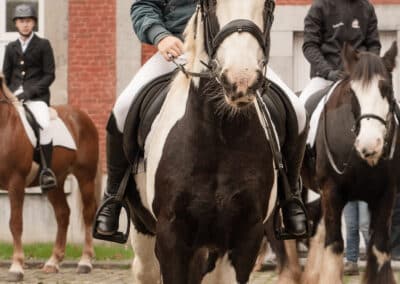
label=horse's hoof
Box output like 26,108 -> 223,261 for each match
42,264 -> 59,273
7,271 -> 24,282
77,264 -> 92,274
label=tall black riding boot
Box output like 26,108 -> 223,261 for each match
39,142 -> 57,192
281,128 -> 309,237
96,114 -> 130,236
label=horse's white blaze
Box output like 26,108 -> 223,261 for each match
201,254 -> 237,284
352,76 -> 388,166
215,0 -> 265,90
145,73 -> 191,216
131,229 -> 160,284
372,245 -> 390,271
319,243 -> 344,284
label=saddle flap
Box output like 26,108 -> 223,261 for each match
123,71 -> 175,165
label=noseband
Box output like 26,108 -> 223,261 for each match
175,0 -> 275,83
323,86 -> 398,175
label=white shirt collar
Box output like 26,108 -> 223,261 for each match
19,32 -> 34,53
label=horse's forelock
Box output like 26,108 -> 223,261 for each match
350,53 -> 389,88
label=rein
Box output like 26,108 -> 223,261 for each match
175,0 -> 275,84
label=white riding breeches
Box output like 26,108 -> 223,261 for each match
25,101 -> 52,145
113,52 -> 180,132
113,52 -> 307,135
299,77 -> 333,105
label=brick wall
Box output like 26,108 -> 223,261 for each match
69,0 -> 116,170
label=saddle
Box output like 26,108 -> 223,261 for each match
123,72 -> 298,167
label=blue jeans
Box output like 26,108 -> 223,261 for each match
343,201 -> 370,263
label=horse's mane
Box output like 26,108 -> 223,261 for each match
0,73 -> 17,102
350,52 -> 388,88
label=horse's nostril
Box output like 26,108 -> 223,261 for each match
376,138 -> 383,147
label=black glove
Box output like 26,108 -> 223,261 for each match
327,70 -> 344,82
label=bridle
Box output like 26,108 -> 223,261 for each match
323,84 -> 398,175
174,0 -> 275,84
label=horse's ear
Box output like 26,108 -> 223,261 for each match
342,42 -> 359,73
382,41 -> 398,73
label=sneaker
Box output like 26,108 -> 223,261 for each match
344,261 -> 359,276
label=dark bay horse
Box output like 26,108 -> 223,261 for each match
301,42 -> 398,284
0,75 -> 101,282
126,0 -> 301,283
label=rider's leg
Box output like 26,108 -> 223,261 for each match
96,114 -> 128,235
266,67 -> 309,237
299,77 -> 332,105
95,52 -> 178,237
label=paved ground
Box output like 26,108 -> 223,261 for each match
0,265 -> 376,284
1,260 -> 400,283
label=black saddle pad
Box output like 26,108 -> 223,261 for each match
123,71 -> 176,165
123,75 -> 297,165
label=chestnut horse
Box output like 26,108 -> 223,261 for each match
301,42 -> 398,284
0,74 -> 101,282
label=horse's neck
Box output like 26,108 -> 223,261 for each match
0,102 -> 17,129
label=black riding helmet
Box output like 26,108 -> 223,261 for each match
13,4 -> 37,21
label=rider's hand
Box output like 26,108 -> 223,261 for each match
157,36 -> 184,61
327,70 -> 344,82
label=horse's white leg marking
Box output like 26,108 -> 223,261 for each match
131,228 -> 160,284
9,261 -> 24,275
202,254 -> 237,284
372,245 -> 390,271
302,221 -> 325,284
145,73 -> 191,216
43,255 -> 60,272
319,243 -> 343,284
277,240 -> 301,284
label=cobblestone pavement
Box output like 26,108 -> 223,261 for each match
0,267 -> 369,284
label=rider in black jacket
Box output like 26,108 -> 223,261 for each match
300,0 -> 381,102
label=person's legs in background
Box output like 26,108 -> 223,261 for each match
358,201 -> 370,251
343,201 -> 360,275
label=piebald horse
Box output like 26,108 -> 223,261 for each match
126,0 -> 300,283
0,74 -> 101,282
302,42 -> 399,284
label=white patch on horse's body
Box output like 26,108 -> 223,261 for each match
254,101 -> 278,222
144,73 -> 191,216
131,229 -> 160,284
202,253 -> 237,284
351,76 -> 388,166
135,163 -> 149,210
372,245 -> 390,271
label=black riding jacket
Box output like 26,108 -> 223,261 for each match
303,0 -> 381,79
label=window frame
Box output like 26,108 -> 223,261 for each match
0,0 -> 45,41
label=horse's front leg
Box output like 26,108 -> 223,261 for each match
319,184 -> 345,284
7,176 -> 26,282
155,216 -> 199,284
363,189 -> 396,284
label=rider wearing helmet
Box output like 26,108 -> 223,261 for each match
2,4 -> 57,191
95,0 -> 309,242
